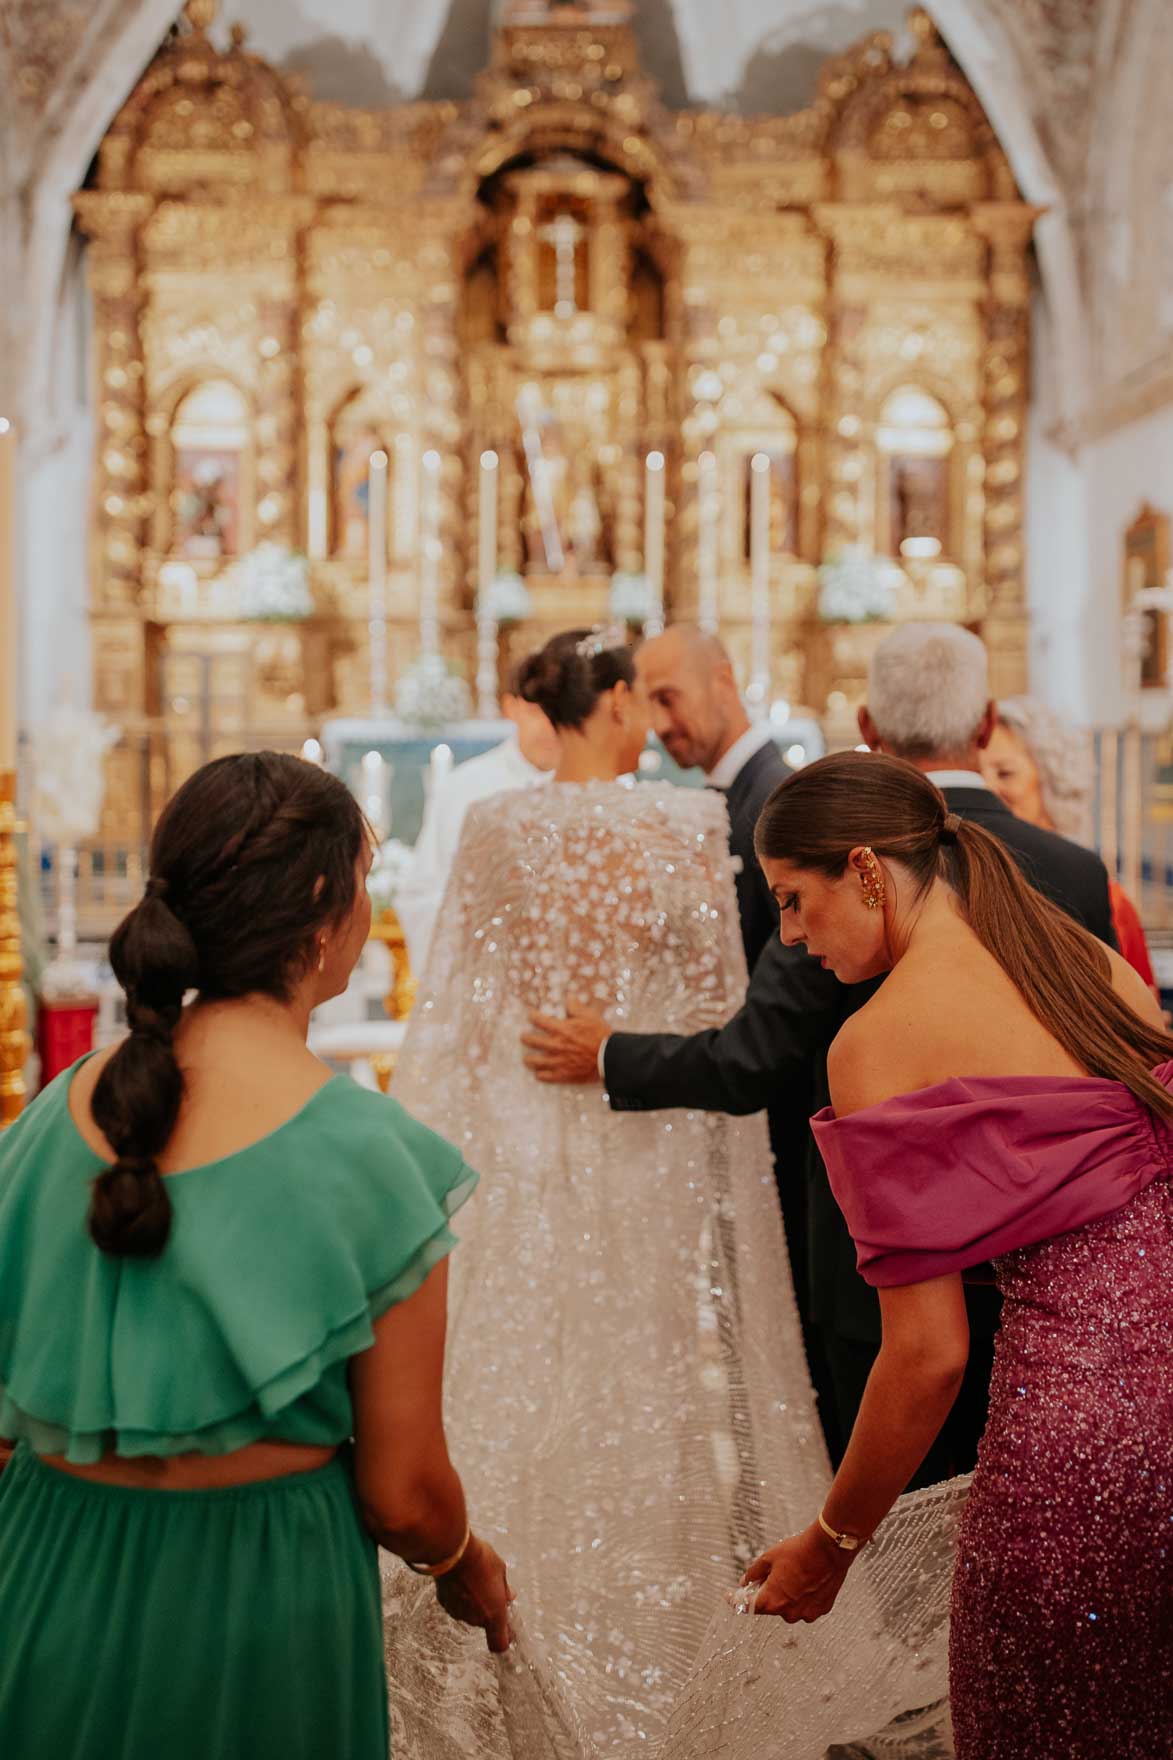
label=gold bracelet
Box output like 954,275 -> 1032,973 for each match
816,1509 -> 868,1553
405,1521 -> 471,1578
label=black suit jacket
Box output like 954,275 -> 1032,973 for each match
604,784 -> 1118,1345
722,738 -> 792,971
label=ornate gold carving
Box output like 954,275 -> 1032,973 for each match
0,772 -> 28,1129
75,2 -> 1035,777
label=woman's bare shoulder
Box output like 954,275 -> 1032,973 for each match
1104,942 -> 1165,1030
826,979 -> 938,1117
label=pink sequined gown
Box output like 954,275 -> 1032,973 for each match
814,1070 -> 1173,1759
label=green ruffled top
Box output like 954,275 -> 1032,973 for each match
0,1059 -> 478,1464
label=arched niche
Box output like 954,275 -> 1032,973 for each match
875,384 -> 954,560
168,377 -> 251,560
328,390 -> 393,562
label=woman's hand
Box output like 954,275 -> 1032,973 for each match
435,1534 -> 516,1653
741,1521 -> 857,1623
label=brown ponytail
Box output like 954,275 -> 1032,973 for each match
755,751 -> 1173,1121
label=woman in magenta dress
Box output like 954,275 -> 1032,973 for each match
739,750 -> 1173,1759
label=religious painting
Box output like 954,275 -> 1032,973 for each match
877,385 -> 953,559
1123,503 -> 1169,691
169,379 -> 248,560
330,395 -> 390,561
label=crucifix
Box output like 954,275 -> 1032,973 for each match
538,211 -> 586,317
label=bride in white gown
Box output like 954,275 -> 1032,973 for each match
381,630 -> 962,1760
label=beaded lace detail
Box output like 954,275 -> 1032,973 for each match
380,780 -> 962,1758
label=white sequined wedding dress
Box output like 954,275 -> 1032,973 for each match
381,781 -> 964,1760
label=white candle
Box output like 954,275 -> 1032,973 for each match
360,748 -> 388,841
0,417 -> 16,771
429,741 -> 453,792
748,451 -> 771,719
477,450 -> 500,720
697,450 -> 719,634
420,449 -> 442,661
644,450 -> 665,637
368,449 -> 389,715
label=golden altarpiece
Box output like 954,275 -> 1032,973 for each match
75,0 -> 1037,820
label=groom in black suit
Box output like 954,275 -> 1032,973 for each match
525,624 -> 1117,1477
635,625 -> 791,971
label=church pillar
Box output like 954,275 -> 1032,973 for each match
255,294 -> 301,549
972,203 -> 1040,696
77,198 -> 153,726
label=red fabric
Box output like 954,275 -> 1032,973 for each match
811,1064 -> 1173,1286
1109,879 -> 1157,988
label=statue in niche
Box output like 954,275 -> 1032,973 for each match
566,459 -> 606,573
174,452 -> 238,559
519,403 -> 573,573
333,421 -> 386,560
170,377 -> 247,560
889,454 -> 948,555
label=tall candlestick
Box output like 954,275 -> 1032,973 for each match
360,748 -> 389,842
748,451 -> 772,719
367,448 -> 389,715
419,449 -> 442,661
644,449 -> 665,637
697,450 -> 719,634
477,449 -> 500,720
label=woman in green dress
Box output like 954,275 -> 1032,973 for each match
0,751 -> 512,1760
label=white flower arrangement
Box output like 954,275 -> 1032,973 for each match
366,837 -> 415,915
481,571 -> 532,626
394,653 -> 472,728
31,706 -> 122,846
234,542 -> 315,622
609,571 -> 655,625
816,548 -> 898,624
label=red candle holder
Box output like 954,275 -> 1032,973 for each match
37,995 -> 100,1087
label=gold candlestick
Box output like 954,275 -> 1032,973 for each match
0,772 -> 28,1127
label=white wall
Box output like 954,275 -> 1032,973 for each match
19,240 -> 94,732
1082,402 -> 1173,727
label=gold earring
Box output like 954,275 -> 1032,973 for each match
858,848 -> 886,911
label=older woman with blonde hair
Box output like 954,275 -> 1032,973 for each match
981,695 -> 1157,991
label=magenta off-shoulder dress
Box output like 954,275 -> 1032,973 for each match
813,1068 -> 1173,1760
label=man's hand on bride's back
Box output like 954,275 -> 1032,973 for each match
521,1001 -> 608,1083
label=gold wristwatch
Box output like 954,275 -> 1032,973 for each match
817,1509 -> 868,1552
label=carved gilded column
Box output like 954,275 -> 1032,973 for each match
972,203 -> 1040,696
0,409 -> 26,1123
823,302 -> 868,555
255,294 -> 300,547
75,195 -> 154,725
0,774 -> 27,1128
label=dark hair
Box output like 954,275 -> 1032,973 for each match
89,752 -> 367,1258
516,628 -> 635,730
755,750 -> 1173,1121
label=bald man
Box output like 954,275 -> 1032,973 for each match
638,625 -> 790,968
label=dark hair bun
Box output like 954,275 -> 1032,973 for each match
518,629 -> 635,731
86,751 -> 366,1259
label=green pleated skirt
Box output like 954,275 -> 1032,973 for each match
0,1444 -> 388,1760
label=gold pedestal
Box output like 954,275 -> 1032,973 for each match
0,771 -> 28,1127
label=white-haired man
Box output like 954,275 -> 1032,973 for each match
525,622 -> 1117,1472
